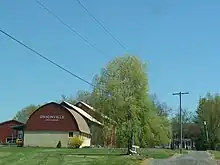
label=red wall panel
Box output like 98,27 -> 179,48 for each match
0,120 -> 22,143
25,103 -> 79,132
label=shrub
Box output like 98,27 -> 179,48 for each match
68,136 -> 83,148
56,141 -> 62,148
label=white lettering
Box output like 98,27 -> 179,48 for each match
40,115 -> 64,121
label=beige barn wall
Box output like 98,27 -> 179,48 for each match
24,131 -> 91,148
80,136 -> 91,147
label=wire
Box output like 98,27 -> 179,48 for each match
75,0 -> 128,52
0,29 -> 94,87
35,0 -> 117,80
35,0 -> 105,56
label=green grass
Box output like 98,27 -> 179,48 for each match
0,147 -> 179,165
208,150 -> 220,159
138,148 -> 177,159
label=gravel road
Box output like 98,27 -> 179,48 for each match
148,151 -> 217,165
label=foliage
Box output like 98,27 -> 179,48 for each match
75,90 -> 92,104
150,93 -> 173,117
68,136 -> 84,148
60,95 -> 77,105
90,55 -> 170,148
56,141 -> 62,148
90,56 -> 149,148
171,109 -> 196,139
13,104 -> 41,123
196,93 -> 220,150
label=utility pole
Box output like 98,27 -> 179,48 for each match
204,121 -> 209,146
173,92 -> 189,154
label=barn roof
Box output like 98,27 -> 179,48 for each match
61,101 -> 103,126
77,101 -> 95,111
62,105 -> 90,135
0,119 -> 24,126
27,102 -> 91,135
76,101 -> 116,124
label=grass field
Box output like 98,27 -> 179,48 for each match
0,147 -> 178,165
208,150 -> 220,159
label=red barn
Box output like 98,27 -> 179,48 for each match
0,120 -> 24,144
23,102 -> 93,147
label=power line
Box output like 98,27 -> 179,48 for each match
0,29 -> 94,87
36,0 -> 120,81
75,0 -> 128,52
35,0 -> 105,56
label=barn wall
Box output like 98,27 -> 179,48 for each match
80,136 -> 91,147
24,131 -> 70,147
90,123 -> 104,146
24,131 -> 91,148
0,120 -> 23,143
25,103 -> 79,132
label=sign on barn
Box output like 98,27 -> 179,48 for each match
39,115 -> 64,121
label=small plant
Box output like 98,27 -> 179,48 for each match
56,141 -> 62,148
68,136 -> 83,148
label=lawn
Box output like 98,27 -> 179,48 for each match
138,148 -> 179,159
208,150 -> 220,159
0,147 -> 178,165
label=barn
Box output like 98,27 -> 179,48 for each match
0,120 -> 24,144
1,101 -> 115,148
61,101 -> 104,146
23,102 -> 98,148
74,101 -> 116,147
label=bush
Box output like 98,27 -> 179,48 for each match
68,136 -> 83,148
56,141 -> 62,148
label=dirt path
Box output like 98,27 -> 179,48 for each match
143,151 -> 217,165
216,160 -> 220,165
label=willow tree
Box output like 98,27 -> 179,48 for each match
91,55 -> 170,148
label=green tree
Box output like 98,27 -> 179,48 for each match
150,93 -> 173,117
75,90 -> 92,104
61,90 -> 92,105
196,93 -> 220,150
13,104 -> 41,123
60,95 -> 77,104
91,55 -> 170,149
171,109 -> 194,139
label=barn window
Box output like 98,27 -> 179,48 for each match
69,132 -> 73,137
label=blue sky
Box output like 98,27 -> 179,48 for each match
1,0 -> 220,122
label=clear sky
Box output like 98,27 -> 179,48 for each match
1,0 -> 220,122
